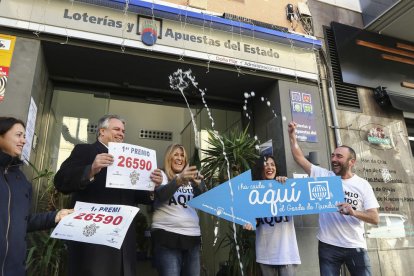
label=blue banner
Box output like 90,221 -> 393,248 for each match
188,170 -> 344,229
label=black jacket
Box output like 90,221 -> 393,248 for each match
0,151 -> 56,276
54,141 -> 153,276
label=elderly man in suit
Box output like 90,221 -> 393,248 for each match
54,114 -> 163,276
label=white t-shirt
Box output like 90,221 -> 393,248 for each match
151,171 -> 201,236
311,165 -> 379,249
255,216 -> 301,265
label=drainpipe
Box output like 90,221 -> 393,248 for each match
328,84 -> 341,147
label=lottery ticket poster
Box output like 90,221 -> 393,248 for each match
51,202 -> 139,249
290,90 -> 318,143
0,34 -> 16,102
106,142 -> 157,191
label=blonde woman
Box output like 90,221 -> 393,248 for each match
152,144 -> 207,276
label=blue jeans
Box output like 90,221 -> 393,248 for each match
318,241 -> 372,276
154,243 -> 200,276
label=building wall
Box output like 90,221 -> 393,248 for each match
338,88 -> 414,275
0,37 -> 41,125
166,0 -> 310,34
0,36 -> 50,204
308,1 -> 414,275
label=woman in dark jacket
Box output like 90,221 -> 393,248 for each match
0,117 -> 72,276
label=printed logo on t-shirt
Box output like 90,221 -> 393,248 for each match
168,186 -> 194,208
344,190 -> 361,209
257,216 -> 289,227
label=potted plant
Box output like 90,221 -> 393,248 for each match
200,126 -> 260,276
201,127 -> 259,188
26,163 -> 71,276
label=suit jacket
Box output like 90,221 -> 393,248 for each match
54,141 -> 152,276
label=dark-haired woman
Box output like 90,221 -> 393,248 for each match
0,117 -> 72,276
151,143 -> 207,276
246,155 -> 301,276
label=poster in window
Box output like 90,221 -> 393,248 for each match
290,90 -> 318,142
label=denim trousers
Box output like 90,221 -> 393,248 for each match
318,241 -> 372,276
154,243 -> 200,276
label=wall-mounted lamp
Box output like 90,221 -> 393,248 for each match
306,151 -> 319,165
373,86 -> 391,107
286,4 -> 295,22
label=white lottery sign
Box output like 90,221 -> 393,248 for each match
106,142 -> 157,190
51,202 -> 139,249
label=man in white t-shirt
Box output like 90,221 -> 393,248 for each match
288,121 -> 379,276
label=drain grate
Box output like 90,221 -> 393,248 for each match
139,129 -> 172,141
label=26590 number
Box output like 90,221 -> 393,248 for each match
73,213 -> 123,225
117,156 -> 152,171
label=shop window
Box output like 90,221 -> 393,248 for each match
405,118 -> 414,156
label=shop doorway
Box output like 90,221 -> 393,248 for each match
45,89 -> 242,172
43,88 -> 242,275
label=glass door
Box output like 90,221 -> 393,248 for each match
44,89 -> 110,173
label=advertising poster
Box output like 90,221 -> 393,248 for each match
22,97 -> 37,164
290,90 -> 318,142
0,34 -> 16,102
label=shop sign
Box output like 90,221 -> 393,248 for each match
359,123 -> 394,150
0,0 -> 318,80
137,16 -> 162,46
0,34 -> 16,102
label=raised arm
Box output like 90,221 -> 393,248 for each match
288,121 -> 312,175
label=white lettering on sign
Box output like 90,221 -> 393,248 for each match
248,183 -> 301,216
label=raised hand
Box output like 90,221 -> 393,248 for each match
150,168 -> 163,187
89,153 -> 114,178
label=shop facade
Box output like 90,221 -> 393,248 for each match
2,0 -> 413,275
0,0 -> 325,275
